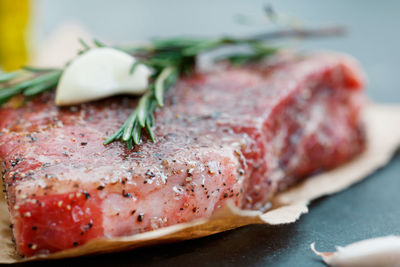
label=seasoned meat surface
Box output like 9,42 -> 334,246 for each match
0,52 -> 365,257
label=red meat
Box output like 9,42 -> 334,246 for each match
0,52 -> 365,257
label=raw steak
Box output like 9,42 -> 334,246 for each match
0,52 -> 365,257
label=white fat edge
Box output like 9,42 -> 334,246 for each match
55,47 -> 152,106
311,236 -> 400,267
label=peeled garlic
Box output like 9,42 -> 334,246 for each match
55,47 -> 152,105
311,236 -> 400,267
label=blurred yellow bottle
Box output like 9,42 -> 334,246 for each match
0,0 -> 30,71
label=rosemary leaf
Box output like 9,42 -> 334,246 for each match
132,121 -> 142,144
155,66 -> 176,107
0,86 -> 24,102
22,66 -> 59,73
145,118 -> 155,142
104,126 -> 125,145
148,101 -> 157,126
0,72 -> 19,83
136,92 -> 150,127
93,39 -> 106,47
16,71 -> 62,90
129,61 -> 141,74
23,79 -> 59,97
152,37 -> 203,50
122,111 -> 138,142
79,38 -> 90,50
182,39 -> 219,56
149,112 -> 155,127
126,138 -> 133,150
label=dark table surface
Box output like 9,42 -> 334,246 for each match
12,1 -> 400,266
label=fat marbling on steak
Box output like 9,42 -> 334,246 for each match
0,52 -> 365,257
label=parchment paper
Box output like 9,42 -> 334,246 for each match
1,25 -> 400,263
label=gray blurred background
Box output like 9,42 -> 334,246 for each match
33,0 -> 400,103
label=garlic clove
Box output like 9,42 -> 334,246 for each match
311,236 -> 400,267
55,47 -> 152,106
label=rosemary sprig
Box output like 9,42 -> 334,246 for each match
0,26 -> 344,149
106,29 -> 323,148
0,68 -> 62,105
104,66 -> 178,148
